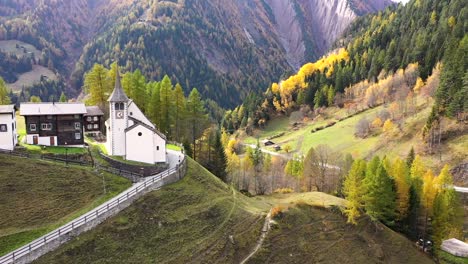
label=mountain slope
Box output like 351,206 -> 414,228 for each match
72,0 -> 392,107
0,0 -> 391,106
34,158 -> 432,263
248,205 -> 433,264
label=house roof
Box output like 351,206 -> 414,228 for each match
0,105 -> 15,114
441,238 -> 468,257
108,70 -> 129,102
125,116 -> 167,140
20,103 -> 87,116
85,106 -> 104,116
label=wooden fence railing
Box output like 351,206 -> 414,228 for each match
0,149 -> 144,181
0,156 -> 187,264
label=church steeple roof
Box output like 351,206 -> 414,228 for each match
108,69 -> 129,102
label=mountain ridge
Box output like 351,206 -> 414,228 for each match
0,0 -> 392,107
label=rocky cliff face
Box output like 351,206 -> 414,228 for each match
265,0 -> 393,69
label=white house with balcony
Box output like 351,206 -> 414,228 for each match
105,71 -> 167,164
0,105 -> 18,151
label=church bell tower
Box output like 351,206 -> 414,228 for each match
107,69 -> 129,156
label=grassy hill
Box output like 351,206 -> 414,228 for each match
35,158 -> 432,263
0,40 -> 58,92
248,204 -> 433,264
8,65 -> 58,92
0,154 -> 131,255
242,97 -> 467,182
0,40 -> 41,59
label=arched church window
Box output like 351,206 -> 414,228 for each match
115,102 -> 125,110
138,132 -> 142,136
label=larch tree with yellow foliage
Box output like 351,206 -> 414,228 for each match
343,159 -> 367,224
432,165 -> 463,248
390,158 -> 411,220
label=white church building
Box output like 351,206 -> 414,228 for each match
105,71 -> 167,164
0,105 -> 18,151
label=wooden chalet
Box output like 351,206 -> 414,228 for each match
84,106 -> 104,134
20,102 -> 87,146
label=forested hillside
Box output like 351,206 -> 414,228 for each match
0,0 -> 391,107
224,0 -> 466,131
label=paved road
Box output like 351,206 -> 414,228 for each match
167,149 -> 183,169
454,186 -> 468,193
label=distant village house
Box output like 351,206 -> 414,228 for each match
0,105 -> 18,151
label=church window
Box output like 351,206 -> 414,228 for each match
75,133 -> 81,140
74,122 -> 81,130
93,116 -> 99,121
87,124 -> 92,130
30,124 -> 37,131
130,112 -> 133,116
0,124 -> 7,132
94,124 -> 99,129
115,102 -> 125,110
87,117 -> 92,122
157,146 -> 159,151
138,132 -> 142,136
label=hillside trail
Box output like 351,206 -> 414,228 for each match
173,186 -> 239,263
239,208 -> 273,264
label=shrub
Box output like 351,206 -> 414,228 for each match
273,187 -> 294,194
355,117 -> 370,138
372,117 -> 383,128
271,205 -> 286,218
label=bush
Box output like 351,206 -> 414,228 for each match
273,187 -> 294,194
355,117 -> 370,138
271,205 -> 286,218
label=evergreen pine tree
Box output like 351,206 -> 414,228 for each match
159,75 -> 173,135
212,129 -> 227,181
364,160 -> 397,226
0,77 -> 11,104
59,92 -> 67,102
148,82 -> 161,128
406,147 -> 415,167
186,88 -> 208,160
173,83 -> 186,142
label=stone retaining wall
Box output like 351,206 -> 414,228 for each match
99,152 -> 168,176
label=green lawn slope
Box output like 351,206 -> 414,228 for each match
0,154 -> 131,255
248,204 -> 434,264
35,158 -> 269,264
35,158 -> 434,264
